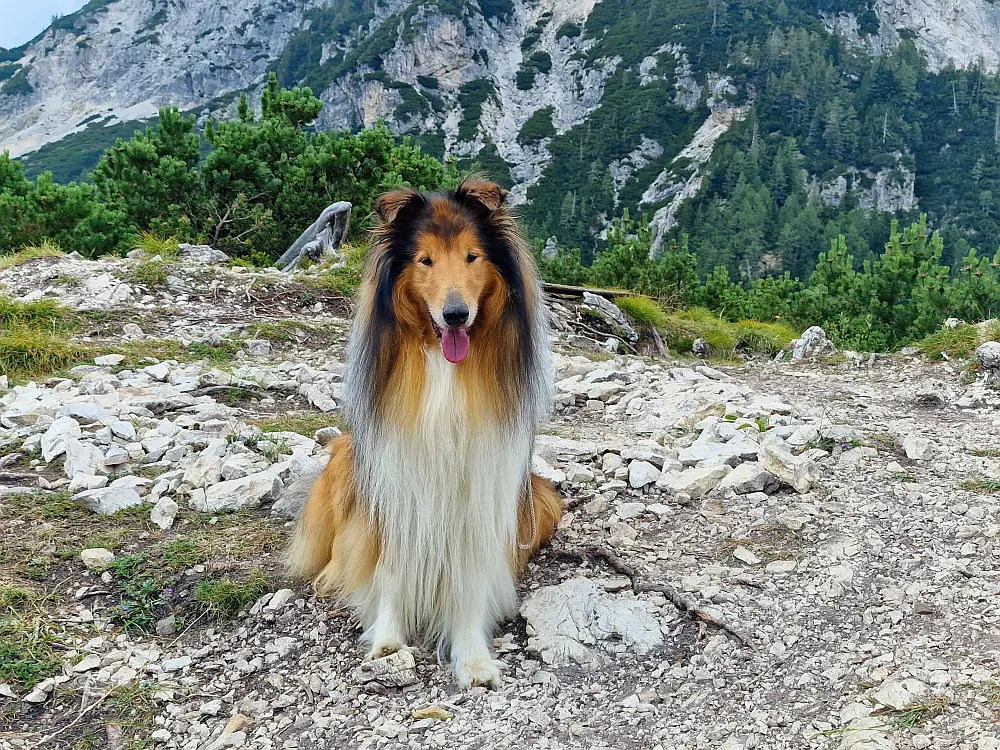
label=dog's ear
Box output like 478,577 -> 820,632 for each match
455,176 -> 508,213
374,188 -> 424,224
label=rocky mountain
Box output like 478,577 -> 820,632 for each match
3,0 -> 1000,269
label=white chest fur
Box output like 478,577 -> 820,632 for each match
355,349 -> 531,648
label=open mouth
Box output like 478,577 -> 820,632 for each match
431,320 -> 471,364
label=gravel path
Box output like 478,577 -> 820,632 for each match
2,255 -> 999,750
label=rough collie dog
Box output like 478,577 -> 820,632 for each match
285,177 -> 562,688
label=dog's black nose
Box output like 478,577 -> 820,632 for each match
443,302 -> 469,327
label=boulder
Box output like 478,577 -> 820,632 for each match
40,416 -> 82,462
178,243 -> 229,265
627,460 -> 660,488
519,577 -> 663,667
150,497 -> 179,530
659,464 -> 731,498
758,438 -> 818,493
716,462 -> 778,495
193,471 -> 282,512
902,435 -> 936,461
73,486 -> 143,515
976,341 -> 1000,370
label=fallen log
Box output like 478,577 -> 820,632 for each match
541,282 -> 630,299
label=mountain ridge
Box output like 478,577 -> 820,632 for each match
3,0 -> 1000,276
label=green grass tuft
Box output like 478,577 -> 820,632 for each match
130,260 -> 169,288
914,320 -> 1000,360
615,295 -> 668,329
0,240 -> 65,270
959,479 -> 1000,493
660,307 -> 798,359
251,412 -> 345,437
195,570 -> 270,620
133,231 -> 180,260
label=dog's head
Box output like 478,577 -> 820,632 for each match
370,177 -> 525,365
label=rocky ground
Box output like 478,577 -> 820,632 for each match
2,252 -> 1000,750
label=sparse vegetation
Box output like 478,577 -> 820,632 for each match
130,259 -> 169,287
915,320 -> 1000,360
0,240 -> 65,270
133,230 -> 180,259
0,297 -> 81,381
252,411 -> 345,437
959,479 -> 1000,494
195,570 -> 270,620
614,296 -> 669,329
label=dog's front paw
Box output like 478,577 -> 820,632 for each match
454,658 -> 505,690
365,641 -> 407,661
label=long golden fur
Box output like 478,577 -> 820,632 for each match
286,176 -> 561,688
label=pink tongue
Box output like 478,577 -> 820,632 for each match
441,327 -> 470,364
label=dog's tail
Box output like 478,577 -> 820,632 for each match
282,435 -> 351,581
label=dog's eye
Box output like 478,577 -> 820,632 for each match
466,253 -> 478,263
420,257 -> 432,267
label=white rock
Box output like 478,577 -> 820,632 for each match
716,462 -> 778,495
266,588 -> 296,610
80,548 -> 116,570
531,456 -> 567,485
872,678 -> 928,711
73,486 -> 143,515
183,455 -> 224,488
63,439 -> 107,479
103,444 -> 130,466
354,649 -> 419,686
245,339 -> 272,357
732,546 -> 760,565
162,655 -> 193,672
40,416 -> 82,462
661,465 -> 731,499
520,578 -> 663,666
144,362 -> 171,381
150,497 -> 179,530
902,435 -> 936,461
178,243 -> 229,264
759,438 -> 818,493
627,460 -> 660,488
68,474 -> 109,492
976,341 -> 1000,370
192,471 -> 282,512
95,354 -> 126,366
72,654 -> 102,673
615,502 -> 646,519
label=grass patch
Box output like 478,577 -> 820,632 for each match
0,240 -> 65,270
195,570 -> 270,620
615,295 -> 668,329
915,320 -> 1000,360
959,479 -> 1000,493
0,586 -> 62,689
248,320 -> 312,342
660,307 -> 798,359
970,448 -> 1000,458
252,411 -> 345,437
303,242 -> 366,297
187,339 -> 241,363
130,260 -> 169,288
158,537 -> 208,571
871,698 -> 950,729
0,296 -> 84,381
892,472 -> 917,483
133,231 -> 179,260
0,327 -> 80,381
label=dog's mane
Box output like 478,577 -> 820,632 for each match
343,178 -> 551,441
